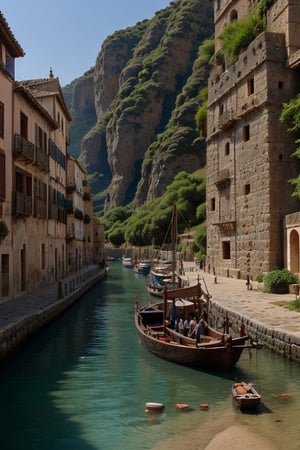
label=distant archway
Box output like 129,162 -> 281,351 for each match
290,229 -> 300,274
230,9 -> 238,22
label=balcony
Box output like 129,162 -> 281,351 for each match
34,198 -> 47,219
66,183 -> 76,194
288,49 -> 300,69
35,148 -> 49,172
14,134 -> 35,163
14,134 -> 49,172
215,168 -> 231,188
237,96 -> 260,117
218,109 -> 236,129
213,218 -> 236,234
13,191 -> 32,217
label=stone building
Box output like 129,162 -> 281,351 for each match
0,12 -> 104,302
206,0 -> 300,279
0,12 -> 25,298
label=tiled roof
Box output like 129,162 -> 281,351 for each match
0,11 -> 25,57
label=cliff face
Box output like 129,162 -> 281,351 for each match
65,0 -> 214,213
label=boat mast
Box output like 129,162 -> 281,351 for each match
171,203 -> 177,286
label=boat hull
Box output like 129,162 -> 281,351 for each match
232,382 -> 261,410
135,313 -> 248,372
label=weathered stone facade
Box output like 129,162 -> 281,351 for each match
206,0 -> 300,279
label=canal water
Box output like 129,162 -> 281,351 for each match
0,261 -> 300,450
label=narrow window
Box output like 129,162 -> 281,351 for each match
222,241 -> 231,260
0,152 -> 5,199
247,78 -> 254,95
245,184 -> 250,195
20,112 -> 28,140
0,101 -> 4,138
230,10 -> 238,22
41,243 -> 46,270
278,81 -> 283,89
219,104 -> 224,115
1,254 -> 9,297
211,198 -> 216,211
16,171 -> 23,193
225,142 -> 230,155
243,125 -> 250,142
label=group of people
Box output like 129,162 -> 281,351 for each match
174,313 -> 208,344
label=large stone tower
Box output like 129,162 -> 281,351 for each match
206,0 -> 300,279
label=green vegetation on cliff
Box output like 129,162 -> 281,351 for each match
217,0 -> 275,66
280,94 -> 300,199
101,169 -> 206,259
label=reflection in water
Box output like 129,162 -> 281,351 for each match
0,261 -> 299,449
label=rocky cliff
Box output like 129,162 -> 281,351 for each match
64,0 -> 214,213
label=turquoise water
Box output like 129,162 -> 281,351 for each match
0,261 -> 299,449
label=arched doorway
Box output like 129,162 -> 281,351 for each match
290,229 -> 300,274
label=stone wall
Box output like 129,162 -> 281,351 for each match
209,300 -> 300,363
0,266 -> 107,360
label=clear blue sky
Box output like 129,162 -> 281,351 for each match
1,0 -> 170,86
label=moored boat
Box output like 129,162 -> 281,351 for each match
232,382 -> 261,410
122,255 -> 133,268
133,260 -> 152,275
135,283 -> 251,372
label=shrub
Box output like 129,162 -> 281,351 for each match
254,273 -> 264,283
264,269 -> 298,294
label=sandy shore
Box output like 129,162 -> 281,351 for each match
152,424 -> 279,450
203,425 -> 278,450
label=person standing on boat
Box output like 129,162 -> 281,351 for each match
189,316 -> 197,338
183,317 -> 190,336
195,319 -> 203,345
178,316 -> 184,334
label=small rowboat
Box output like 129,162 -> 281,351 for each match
145,402 -> 165,413
232,382 -> 261,410
199,403 -> 209,410
175,403 -> 190,411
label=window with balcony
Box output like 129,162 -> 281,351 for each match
16,170 -> 32,196
35,124 -> 47,153
14,170 -> 32,216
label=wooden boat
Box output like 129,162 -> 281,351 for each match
145,402 -> 165,413
135,283 -> 251,372
232,382 -> 261,410
133,260 -> 152,275
146,260 -> 183,297
122,255 -> 133,268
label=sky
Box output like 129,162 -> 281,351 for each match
1,0 -> 171,86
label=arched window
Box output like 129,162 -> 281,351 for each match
290,229 -> 300,274
230,9 -> 238,22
